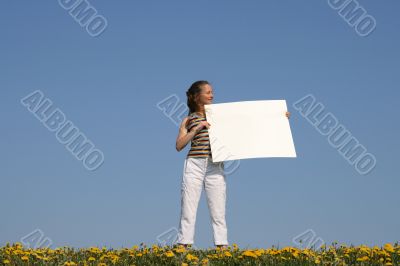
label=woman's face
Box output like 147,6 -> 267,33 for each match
196,84 -> 214,106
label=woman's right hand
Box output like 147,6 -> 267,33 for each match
176,118 -> 210,151
194,121 -> 211,133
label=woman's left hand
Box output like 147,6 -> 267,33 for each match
286,111 -> 291,119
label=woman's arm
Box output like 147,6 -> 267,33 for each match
175,117 -> 210,152
176,117 -> 195,151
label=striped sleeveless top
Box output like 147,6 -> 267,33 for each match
186,112 -> 212,158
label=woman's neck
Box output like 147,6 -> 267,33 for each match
194,105 -> 205,115
194,107 -> 205,116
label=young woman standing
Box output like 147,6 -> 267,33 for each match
175,80 -> 228,248
175,80 -> 290,248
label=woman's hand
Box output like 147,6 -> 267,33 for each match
194,121 -> 211,132
286,111 -> 291,119
176,118 -> 210,152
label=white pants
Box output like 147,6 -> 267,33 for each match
177,156 -> 228,246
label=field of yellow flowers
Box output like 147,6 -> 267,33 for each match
1,242 -> 399,265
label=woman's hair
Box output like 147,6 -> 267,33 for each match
186,80 -> 210,115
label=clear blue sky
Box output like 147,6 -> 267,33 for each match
1,1 -> 398,249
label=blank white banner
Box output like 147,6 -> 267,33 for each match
204,100 -> 296,162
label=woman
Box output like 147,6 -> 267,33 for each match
175,80 -> 290,248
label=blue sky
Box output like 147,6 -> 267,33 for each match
1,0 -> 399,249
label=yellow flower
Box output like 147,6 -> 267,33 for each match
64,261 -> 76,266
181,263 -> 188,266
34,254 -> 44,260
384,243 -> 395,253
110,255 -> 119,263
21,255 -> 29,261
165,250 -> 175,257
224,251 -> 232,257
174,246 -> 186,253
90,247 -> 101,254
242,250 -> 257,258
357,256 -> 369,262
186,253 -> 199,261
3,260 -> 10,264
359,246 -> 370,253
88,257 -> 96,261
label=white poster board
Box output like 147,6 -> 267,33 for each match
204,100 -> 296,162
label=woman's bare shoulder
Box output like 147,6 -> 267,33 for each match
180,116 -> 191,129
